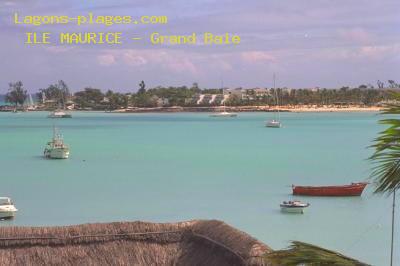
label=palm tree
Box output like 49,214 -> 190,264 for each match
138,80 -> 146,94
369,92 -> 400,266
5,81 -> 27,110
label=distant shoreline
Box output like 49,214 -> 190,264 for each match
0,105 -> 382,113
107,105 -> 382,113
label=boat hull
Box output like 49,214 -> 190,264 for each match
48,110 -> 72,118
0,211 -> 16,219
0,205 -> 17,219
44,148 -> 70,159
280,201 -> 310,214
266,120 -> 281,128
48,114 -> 72,118
210,113 -> 237,117
292,182 -> 368,196
280,206 -> 307,214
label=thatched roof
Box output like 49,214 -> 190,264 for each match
0,220 -> 271,266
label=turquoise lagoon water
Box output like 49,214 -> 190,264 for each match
0,111 -> 398,265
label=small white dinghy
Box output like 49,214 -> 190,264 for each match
280,200 -> 310,214
0,197 -> 18,219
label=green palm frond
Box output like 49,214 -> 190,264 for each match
380,92 -> 400,115
369,92 -> 400,194
264,241 -> 369,266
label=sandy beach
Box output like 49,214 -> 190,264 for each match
280,105 -> 382,112
109,105 -> 382,113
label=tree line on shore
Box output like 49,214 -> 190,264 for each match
3,79 -> 400,110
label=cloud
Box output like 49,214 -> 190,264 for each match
308,43 -> 400,62
94,48 -> 239,76
338,28 -> 374,44
99,49 -> 199,74
359,44 -> 400,60
97,54 -> 116,66
219,60 -> 233,71
241,51 -> 275,63
4,1 -> 16,6
121,51 -> 147,66
166,57 -> 197,73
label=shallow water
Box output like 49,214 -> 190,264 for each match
0,111 -> 397,265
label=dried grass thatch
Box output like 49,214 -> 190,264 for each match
264,241 -> 370,266
0,220 -> 272,266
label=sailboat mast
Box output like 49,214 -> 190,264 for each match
221,79 -> 225,112
273,73 -> 280,121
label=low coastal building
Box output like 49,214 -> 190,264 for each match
225,88 -> 243,98
214,94 -> 225,104
156,97 -> 170,107
242,88 -> 270,101
186,94 -> 226,105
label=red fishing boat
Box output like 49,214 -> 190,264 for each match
292,182 -> 368,196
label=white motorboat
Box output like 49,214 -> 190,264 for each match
280,200 -> 310,214
48,110 -> 72,118
0,197 -> 18,219
44,127 -> 70,159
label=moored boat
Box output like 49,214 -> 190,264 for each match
0,197 -> 18,219
210,111 -> 237,117
48,110 -> 72,118
280,200 -> 310,214
266,74 -> 282,128
292,182 -> 368,196
210,100 -> 237,117
266,119 -> 281,128
210,83 -> 238,118
44,127 -> 70,159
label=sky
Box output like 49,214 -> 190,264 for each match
0,0 -> 399,93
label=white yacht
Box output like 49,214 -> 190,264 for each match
210,96 -> 237,117
280,200 -> 310,214
210,82 -> 238,117
266,74 -> 282,128
48,110 -> 72,118
44,127 -> 70,159
266,119 -> 281,128
0,197 -> 18,219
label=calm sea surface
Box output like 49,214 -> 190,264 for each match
0,111 -> 398,265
